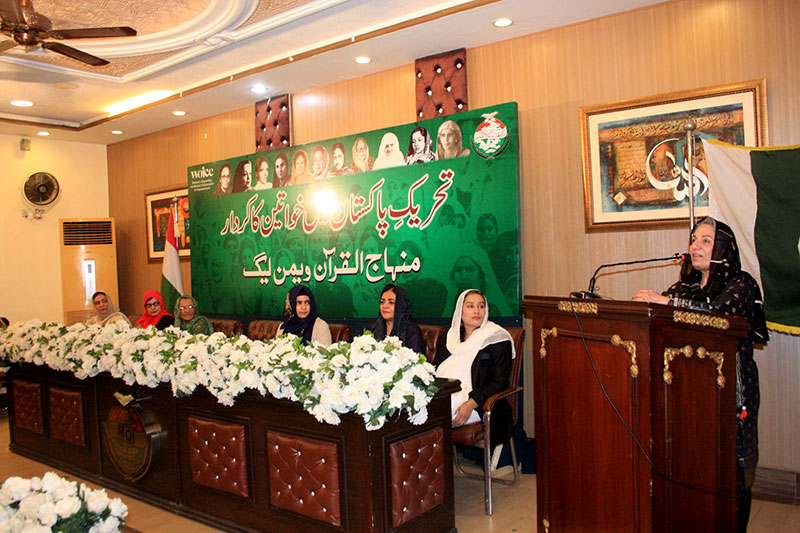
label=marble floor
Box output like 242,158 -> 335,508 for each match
1,416 -> 797,532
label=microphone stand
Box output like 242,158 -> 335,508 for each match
571,253 -> 683,299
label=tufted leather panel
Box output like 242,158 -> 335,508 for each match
267,430 -> 341,526
415,49 -> 468,120
418,324 -> 446,363
255,94 -> 291,152
209,318 -> 245,338
328,323 -> 351,343
246,320 -> 282,341
12,380 -> 44,434
188,416 -> 249,498
390,427 -> 445,527
48,387 -> 85,447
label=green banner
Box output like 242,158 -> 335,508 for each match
188,102 -> 521,320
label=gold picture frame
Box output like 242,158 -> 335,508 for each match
145,185 -> 190,261
580,79 -> 767,230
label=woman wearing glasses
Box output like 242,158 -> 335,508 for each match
173,295 -> 213,335
134,290 -> 174,330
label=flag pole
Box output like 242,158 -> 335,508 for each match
685,122 -> 697,232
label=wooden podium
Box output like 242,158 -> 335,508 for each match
523,296 -> 749,532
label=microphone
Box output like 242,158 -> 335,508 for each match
570,252 -> 685,299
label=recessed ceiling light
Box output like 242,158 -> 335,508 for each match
172,110 -> 186,116
493,17 -> 513,28
354,56 -> 371,64
111,130 -> 124,135
11,100 -> 33,107
250,84 -> 268,95
36,131 -> 50,136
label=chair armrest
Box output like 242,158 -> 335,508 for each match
481,386 -> 523,413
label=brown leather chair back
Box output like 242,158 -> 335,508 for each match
418,324 -> 447,363
209,318 -> 245,338
246,320 -> 282,341
128,314 -> 141,325
328,323 -> 351,343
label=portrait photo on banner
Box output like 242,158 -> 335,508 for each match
580,79 -> 767,229
186,103 -> 521,320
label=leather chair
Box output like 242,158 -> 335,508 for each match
328,323 -> 351,343
451,325 -> 525,515
246,320 -> 282,341
128,314 -> 141,325
418,324 -> 447,362
209,318 -> 245,338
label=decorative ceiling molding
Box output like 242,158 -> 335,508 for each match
0,0 -> 343,81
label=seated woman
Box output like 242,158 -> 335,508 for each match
633,217 -> 768,531
86,291 -> 130,327
173,295 -> 213,335
276,285 -> 332,345
134,290 -> 174,330
368,284 -> 426,354
433,289 -> 515,446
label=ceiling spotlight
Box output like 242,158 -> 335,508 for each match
493,17 -> 513,28
11,100 -> 34,107
36,131 -> 50,136
354,56 -> 371,64
172,110 -> 187,116
250,84 -> 268,95
111,130 -> 124,135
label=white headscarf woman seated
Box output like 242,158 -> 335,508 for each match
86,291 -> 131,327
434,289 -> 515,446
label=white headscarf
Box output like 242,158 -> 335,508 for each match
372,132 -> 406,170
435,289 -> 514,420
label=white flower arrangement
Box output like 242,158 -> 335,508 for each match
0,472 -> 128,532
0,320 -> 438,430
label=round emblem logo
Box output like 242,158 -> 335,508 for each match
472,111 -> 509,158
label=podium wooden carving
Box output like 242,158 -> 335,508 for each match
523,296 -> 748,532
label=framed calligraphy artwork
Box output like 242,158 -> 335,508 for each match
580,79 -> 767,229
145,186 -> 190,261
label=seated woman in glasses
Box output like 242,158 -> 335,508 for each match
134,290 -> 174,330
173,295 -> 213,335
86,291 -> 131,327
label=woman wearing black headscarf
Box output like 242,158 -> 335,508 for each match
276,285 -> 332,345
369,284 -> 426,354
634,217 -> 768,532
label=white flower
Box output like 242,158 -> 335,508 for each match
89,515 -> 120,533
54,495 -> 81,518
85,488 -> 110,514
37,501 -> 58,526
1,477 -> 31,501
108,498 -> 128,518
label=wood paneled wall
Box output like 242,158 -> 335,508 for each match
107,0 -> 800,471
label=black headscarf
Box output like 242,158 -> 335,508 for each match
672,217 -> 768,343
371,284 -> 412,344
281,285 -> 318,344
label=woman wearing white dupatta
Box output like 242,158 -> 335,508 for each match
434,289 -> 515,446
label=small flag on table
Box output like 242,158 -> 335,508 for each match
160,203 -> 184,313
704,139 -> 800,335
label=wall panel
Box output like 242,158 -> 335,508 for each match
107,0 -> 800,471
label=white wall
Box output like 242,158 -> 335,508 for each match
0,134 -> 109,323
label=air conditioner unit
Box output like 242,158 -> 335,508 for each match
60,218 -> 119,325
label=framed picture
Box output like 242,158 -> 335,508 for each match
580,79 -> 767,229
145,186 -> 190,260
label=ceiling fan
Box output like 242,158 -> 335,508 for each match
0,0 -> 136,66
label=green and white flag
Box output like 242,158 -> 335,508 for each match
160,204 -> 184,313
704,139 -> 800,334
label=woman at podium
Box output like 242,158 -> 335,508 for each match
634,217 -> 768,532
